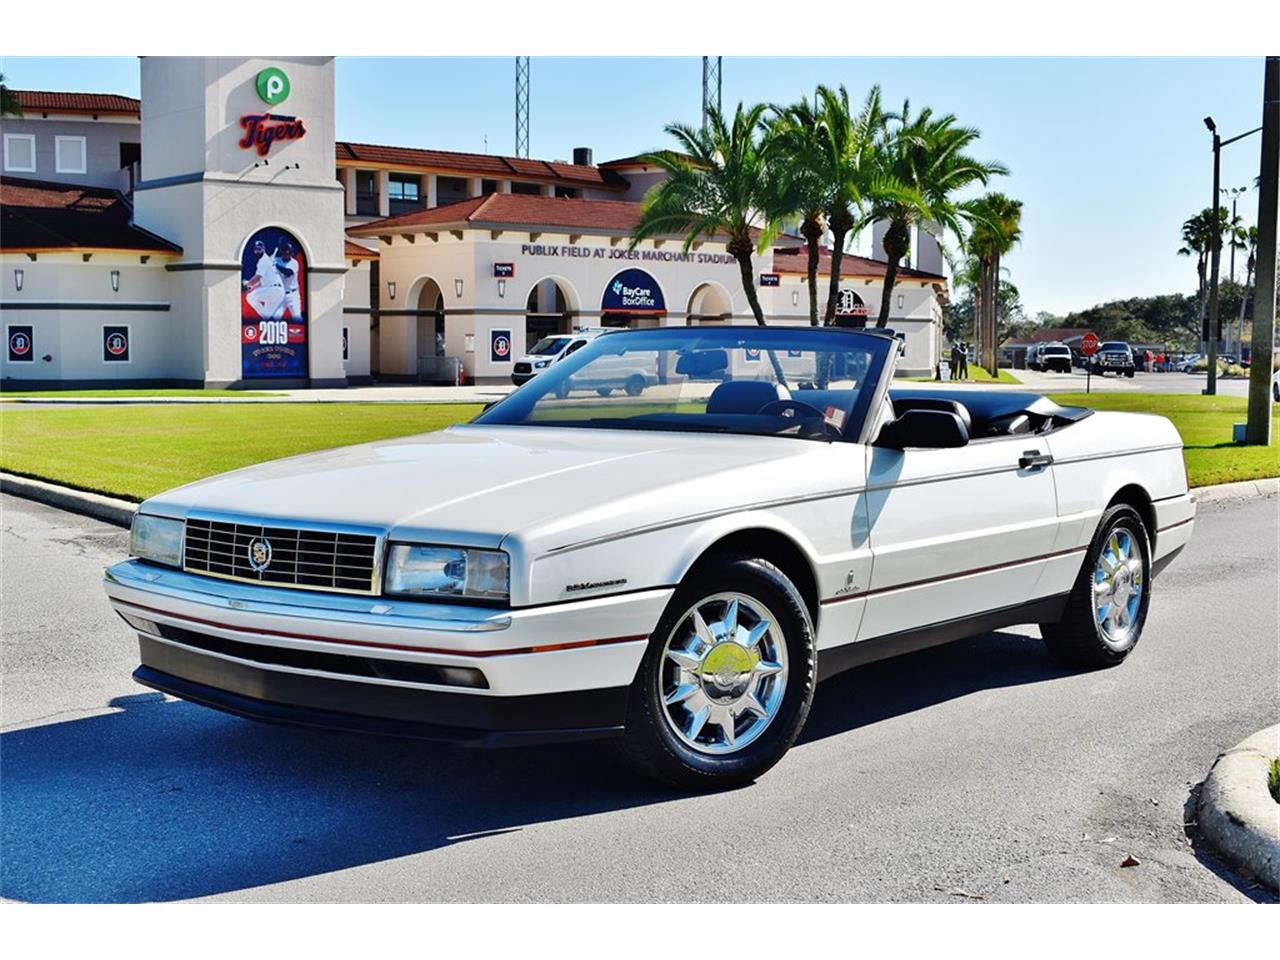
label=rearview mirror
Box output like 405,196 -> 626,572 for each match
876,410 -> 969,450
675,349 -> 729,378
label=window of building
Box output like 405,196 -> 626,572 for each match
436,176 -> 470,204
388,174 -> 421,201
481,179 -> 500,195
119,142 -> 141,168
554,186 -> 578,199
3,134 -> 36,173
55,136 -> 87,174
510,181 -> 541,195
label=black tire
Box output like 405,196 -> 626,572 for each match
620,553 -> 816,790
1125,369 -> 1135,378
554,379 -> 572,400
624,374 -> 645,397
596,387 -> 613,397
1040,503 -> 1151,669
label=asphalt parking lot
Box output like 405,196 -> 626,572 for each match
1007,368 -> 1254,396
1,493 -> 1276,903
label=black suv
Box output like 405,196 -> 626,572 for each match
1090,342 -> 1135,378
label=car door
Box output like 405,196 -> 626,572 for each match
856,435 -> 1061,642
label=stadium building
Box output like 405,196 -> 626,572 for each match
1,57 -> 948,388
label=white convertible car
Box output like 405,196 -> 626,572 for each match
104,326 -> 1195,788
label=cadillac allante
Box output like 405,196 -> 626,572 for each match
104,326 -> 1195,788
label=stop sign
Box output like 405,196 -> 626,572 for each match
1081,332 -> 1100,356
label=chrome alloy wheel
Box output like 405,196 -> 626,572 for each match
1092,528 -> 1144,650
658,592 -> 788,755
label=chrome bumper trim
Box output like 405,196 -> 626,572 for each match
104,559 -> 512,634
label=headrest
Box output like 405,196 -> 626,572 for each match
706,380 -> 788,415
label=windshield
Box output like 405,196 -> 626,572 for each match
1042,345 -> 1070,354
1101,342 -> 1129,352
528,336 -> 573,356
474,326 -> 893,442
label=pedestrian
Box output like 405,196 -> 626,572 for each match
958,342 -> 970,380
949,342 -> 963,381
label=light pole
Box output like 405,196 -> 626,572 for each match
1221,185 -> 1247,352
1222,185 -> 1248,283
1202,117 -> 1262,395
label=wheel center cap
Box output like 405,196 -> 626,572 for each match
699,642 -> 756,702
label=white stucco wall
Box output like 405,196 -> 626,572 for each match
0,252 -> 187,382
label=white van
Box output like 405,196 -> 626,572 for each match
511,331 -> 601,386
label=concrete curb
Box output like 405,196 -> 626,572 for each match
1197,724 -> 1280,891
0,473 -> 136,528
1193,477 -> 1280,504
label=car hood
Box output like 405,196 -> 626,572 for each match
140,424 -> 835,549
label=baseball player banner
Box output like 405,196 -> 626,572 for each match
241,226 -> 308,378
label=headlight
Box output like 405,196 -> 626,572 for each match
533,359 -> 550,369
384,544 -> 509,602
129,514 -> 185,567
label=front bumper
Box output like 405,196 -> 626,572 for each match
104,559 -> 668,744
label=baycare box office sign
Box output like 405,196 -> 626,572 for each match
241,227 -> 308,378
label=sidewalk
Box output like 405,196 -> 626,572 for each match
1,384 -> 516,405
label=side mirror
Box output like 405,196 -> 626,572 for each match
876,409 -> 969,450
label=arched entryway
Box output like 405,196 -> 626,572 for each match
525,277 -> 577,344
832,288 -> 870,327
414,277 -> 445,365
686,282 -> 733,325
601,268 -> 666,328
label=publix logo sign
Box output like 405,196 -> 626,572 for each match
256,67 -> 291,106
602,268 -> 666,315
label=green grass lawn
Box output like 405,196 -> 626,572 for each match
1047,392 -> 1280,488
0,403 -> 481,501
1,392 -> 1275,502
898,367 -> 1021,385
969,366 -> 1022,384
0,388 -> 277,399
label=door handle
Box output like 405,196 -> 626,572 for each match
1019,450 -> 1054,470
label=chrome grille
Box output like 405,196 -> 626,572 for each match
183,518 -> 380,594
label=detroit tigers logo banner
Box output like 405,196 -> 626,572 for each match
241,226 -> 308,378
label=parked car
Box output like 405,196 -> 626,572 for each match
1027,342 -> 1073,373
511,330 -> 600,386
1176,353 -> 1202,373
1273,366 -> 1279,402
1090,341 -> 1136,377
105,326 -> 1194,789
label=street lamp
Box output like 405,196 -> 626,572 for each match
1222,185 -> 1249,283
1202,115 -> 1262,396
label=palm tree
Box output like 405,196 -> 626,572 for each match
765,93 -> 832,325
0,74 -> 21,117
1178,206 -> 1247,343
966,193 -> 1023,375
864,101 -> 1007,329
768,86 -> 901,327
632,102 -> 782,327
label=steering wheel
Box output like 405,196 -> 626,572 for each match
756,398 -> 826,420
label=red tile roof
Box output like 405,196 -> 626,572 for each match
771,244 -> 947,282
0,176 -> 179,254
344,239 -> 378,260
350,193 -> 650,235
335,141 -> 628,190
12,90 -> 140,116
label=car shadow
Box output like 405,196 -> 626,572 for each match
2,629 -> 1071,903
799,628 -> 1073,744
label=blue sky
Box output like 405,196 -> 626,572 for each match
0,56 -> 1267,316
